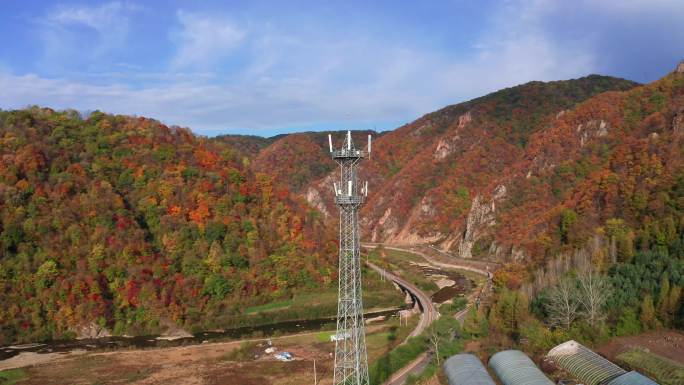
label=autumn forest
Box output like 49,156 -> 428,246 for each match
1,64 -> 684,353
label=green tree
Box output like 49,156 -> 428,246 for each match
667,286 -> 682,327
489,289 -> 529,338
1,224 -> 23,253
204,241 -> 224,273
615,308 -> 642,336
657,273 -> 671,325
203,274 -> 231,299
463,306 -> 488,337
560,209 -> 577,244
36,260 -> 59,289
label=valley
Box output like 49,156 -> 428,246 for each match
1,52 -> 683,385
0,246 -> 481,385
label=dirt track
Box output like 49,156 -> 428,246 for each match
8,332 -> 337,385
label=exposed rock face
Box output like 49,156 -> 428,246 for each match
371,207 -> 399,242
456,185 -> 506,259
74,323 -> 111,340
676,60 -> 684,74
434,111 -> 470,160
673,110 -> 684,134
419,195 -> 436,216
370,195 -> 443,244
511,246 -> 527,262
434,138 -> 452,160
329,75 -> 638,262
305,186 -> 329,217
577,119 -> 609,147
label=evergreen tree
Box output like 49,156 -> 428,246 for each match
667,286 -> 682,327
463,306 -> 488,337
615,308 -> 642,336
657,273 -> 671,325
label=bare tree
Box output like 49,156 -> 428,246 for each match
545,277 -> 580,330
428,325 -> 441,366
577,268 -> 612,327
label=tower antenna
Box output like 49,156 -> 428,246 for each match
329,130 -> 370,385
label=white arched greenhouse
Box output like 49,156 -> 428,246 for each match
443,354 -> 496,385
546,340 -> 627,385
488,350 -> 554,385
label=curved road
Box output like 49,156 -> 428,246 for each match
363,242 -> 492,385
365,261 -> 437,339
364,261 -> 436,385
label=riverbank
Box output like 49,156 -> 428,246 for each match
0,315 -> 419,385
0,245 -> 471,384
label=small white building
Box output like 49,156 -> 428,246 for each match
330,331 -> 351,341
274,351 -> 293,361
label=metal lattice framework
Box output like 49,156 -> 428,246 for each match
330,131 -> 371,385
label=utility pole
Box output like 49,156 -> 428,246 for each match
329,131 -> 371,385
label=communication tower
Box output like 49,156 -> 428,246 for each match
329,131 -> 371,385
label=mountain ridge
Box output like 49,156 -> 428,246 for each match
5,68 -> 684,344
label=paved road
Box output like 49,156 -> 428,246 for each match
365,261 -> 437,339
364,260 -> 436,385
362,242 -> 493,385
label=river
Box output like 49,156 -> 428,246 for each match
0,307 -> 406,362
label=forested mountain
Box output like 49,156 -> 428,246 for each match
293,75 -> 645,259
250,131 -> 378,192
360,75 -> 643,254
211,133 -> 282,159
0,109 -> 335,343
255,67 -> 684,270
2,65 -> 683,345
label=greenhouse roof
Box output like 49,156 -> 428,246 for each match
605,371 -> 660,385
546,340 -> 626,385
443,354 -> 496,385
489,350 -> 554,385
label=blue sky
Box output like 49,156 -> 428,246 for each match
1,1 -> 683,136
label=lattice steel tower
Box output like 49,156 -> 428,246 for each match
328,131 -> 371,385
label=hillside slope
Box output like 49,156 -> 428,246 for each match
353,67 -> 683,266
283,74 -> 645,262
0,109 -> 335,343
359,75 -> 640,250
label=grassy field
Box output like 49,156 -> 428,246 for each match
216,266 -> 406,330
245,299 -> 295,314
616,347 -> 684,385
0,368 -> 29,384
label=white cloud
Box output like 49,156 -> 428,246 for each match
171,11 -> 246,69
6,0 -> 682,135
49,2 -> 131,33
0,1 -> 598,135
37,1 -> 139,59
